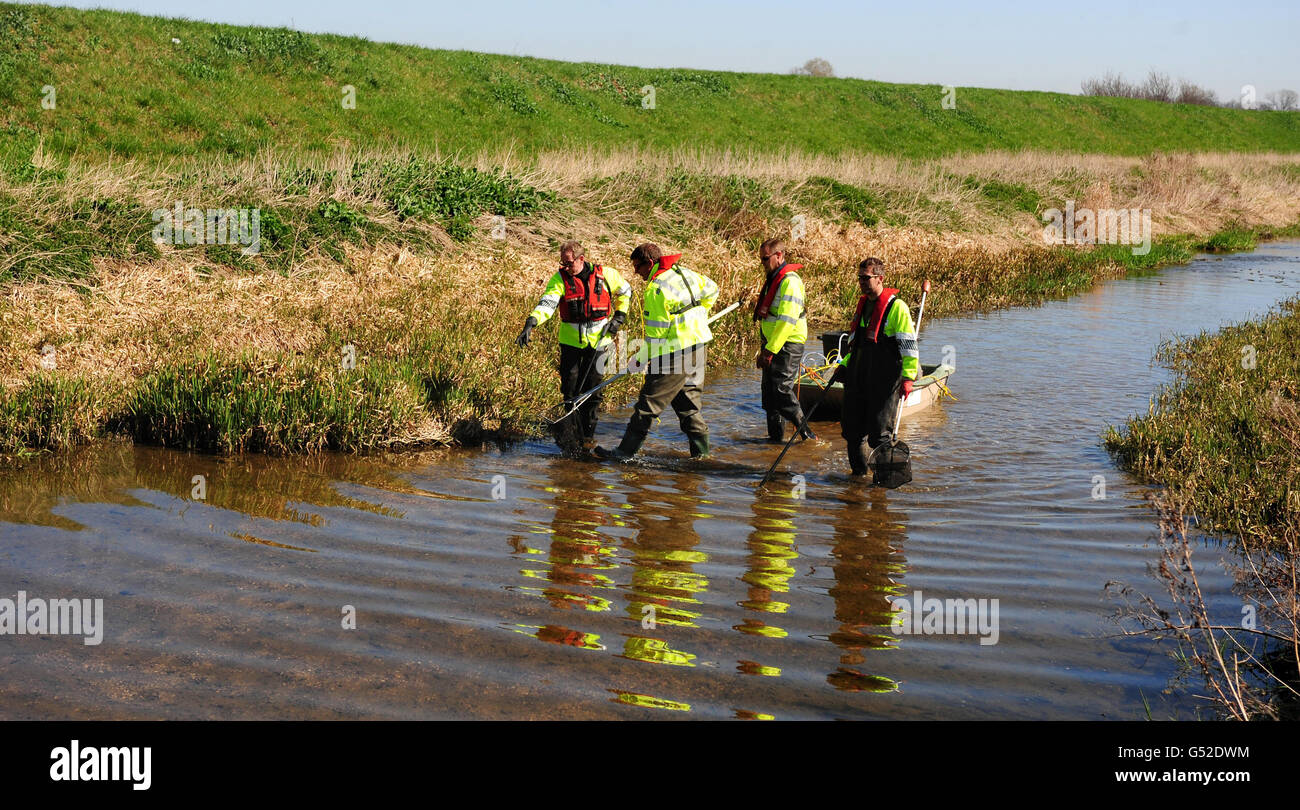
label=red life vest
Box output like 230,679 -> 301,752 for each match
559,263 -> 613,323
753,263 -> 803,320
849,288 -> 899,342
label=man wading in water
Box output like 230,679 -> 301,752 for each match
516,241 -> 631,451
596,243 -> 719,461
831,258 -> 919,476
753,237 -> 814,442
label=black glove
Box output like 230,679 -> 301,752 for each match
830,364 -> 847,384
602,311 -> 626,338
515,317 -> 538,348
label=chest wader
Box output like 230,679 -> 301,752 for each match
762,342 -> 813,442
841,299 -> 902,475
554,342 -> 607,454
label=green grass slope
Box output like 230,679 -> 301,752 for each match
2,2 -> 1298,166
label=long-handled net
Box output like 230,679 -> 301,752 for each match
865,421 -> 913,488
544,302 -> 741,456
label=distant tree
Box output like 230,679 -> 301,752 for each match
792,58 -> 834,77
1134,70 -> 1171,102
1175,79 -> 1218,106
1267,89 -> 1299,111
1082,70 -> 1218,107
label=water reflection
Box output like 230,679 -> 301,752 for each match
619,472 -> 708,669
0,443 -> 413,531
0,442 -> 148,530
515,466 -> 619,614
511,624 -> 606,651
825,488 -> 905,693
736,487 -> 799,646
609,689 -> 691,712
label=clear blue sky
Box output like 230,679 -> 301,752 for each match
31,0 -> 1299,99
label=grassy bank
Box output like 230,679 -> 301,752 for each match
3,3 -> 1300,164
1104,300 -> 1300,719
1105,297 -> 1300,547
3,145 -> 1298,461
3,4 -> 1300,462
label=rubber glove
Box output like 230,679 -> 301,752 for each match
515,317 -> 538,348
602,311 -> 626,338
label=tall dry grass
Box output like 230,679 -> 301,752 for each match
2,146 -> 1298,457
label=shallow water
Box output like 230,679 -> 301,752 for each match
2,242 -> 1298,719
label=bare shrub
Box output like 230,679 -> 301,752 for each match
1140,70 -> 1174,102
1107,494 -> 1300,720
1082,70 -> 1224,107
1082,71 -> 1137,98
1265,89 -> 1299,111
1175,79 -> 1218,106
792,58 -> 834,77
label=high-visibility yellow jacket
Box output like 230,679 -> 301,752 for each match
756,266 -> 807,354
637,255 -> 718,360
529,263 -> 632,349
839,292 -> 920,381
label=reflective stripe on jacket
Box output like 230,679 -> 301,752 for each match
638,259 -> 719,360
529,262 -> 632,348
839,294 -> 920,381
757,268 -> 807,354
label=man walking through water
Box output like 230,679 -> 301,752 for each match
516,240 -> 631,450
753,237 -> 813,442
832,258 -> 919,475
596,243 -> 718,461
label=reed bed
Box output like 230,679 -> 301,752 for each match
2,146 -> 1298,460
1106,297 -> 1300,718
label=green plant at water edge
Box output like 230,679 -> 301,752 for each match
1197,225 -> 1258,253
114,353 -> 427,453
1104,295 -> 1300,545
1104,295 -> 1300,719
0,373 -> 105,459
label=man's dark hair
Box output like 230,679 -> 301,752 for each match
559,240 -> 585,258
630,243 -> 663,266
858,257 -> 885,275
760,237 -> 785,256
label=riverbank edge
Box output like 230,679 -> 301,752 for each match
5,221 -> 1298,467
1104,288 -> 1299,548
1103,289 -> 1300,719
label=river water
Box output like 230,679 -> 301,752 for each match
2,242 -> 1298,720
